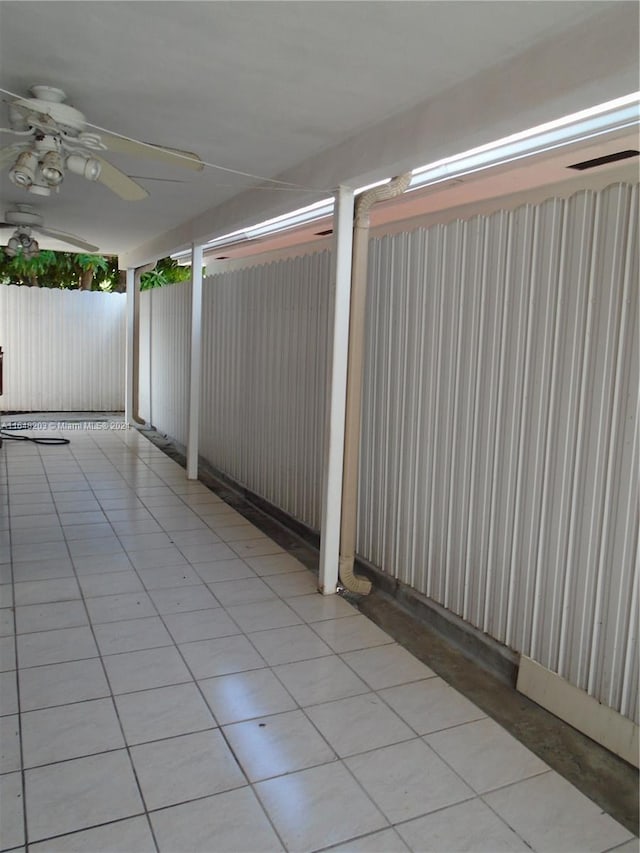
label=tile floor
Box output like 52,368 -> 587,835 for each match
0,421 -> 636,853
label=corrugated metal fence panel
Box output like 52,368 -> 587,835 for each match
200,252 -> 332,529
359,183 -> 639,722
144,283 -> 190,447
0,285 -> 125,411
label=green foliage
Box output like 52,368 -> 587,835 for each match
140,256 -> 191,290
0,249 -> 193,291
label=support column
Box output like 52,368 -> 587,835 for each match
318,186 -> 355,594
187,243 -> 204,480
124,267 -> 135,425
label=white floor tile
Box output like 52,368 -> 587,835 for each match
200,668 -> 297,724
0,714 -> 20,773
72,552 -> 133,574
15,601 -> 88,634
306,693 -> 415,757
0,635 -> 15,672
78,570 -> 144,598
29,816 -> 156,853
0,608 -> 14,637
25,750 -> 143,842
246,552 -> 309,576
208,577 -> 278,607
118,532 -> 174,550
425,717 -> 549,793
180,634 -> 265,679
137,564 -> 203,590
166,528 -> 223,547
11,558 -> 75,582
346,738 -> 474,823
329,828 -> 410,852
13,577 -> 80,606
127,546 -> 189,570
148,583 -> 219,613
150,786 -> 284,853
131,728 -> 245,810
341,643 -> 436,690
230,538 -> 285,559
85,591 -> 156,624
311,615 -> 394,654
58,510 -> 107,525
10,513 -> 59,530
285,592 -> 357,623
66,536 -> 123,558
21,698 -> 124,767
484,771 -> 633,852
396,797 -> 530,852
178,542 -> 237,564
225,599 -> 302,633
263,570 -> 319,598
0,771 -> 24,850
193,558 -> 257,583
93,615 -> 173,655
256,761 -> 387,852
379,678 -> 486,735
11,526 -> 64,544
115,682 -> 216,745
224,708 -> 336,782
19,658 -> 110,711
62,522 -> 114,540
214,524 -> 266,543
163,608 -> 239,644
103,646 -> 192,694
12,543 -> 68,565
17,625 -> 98,668
0,670 -> 18,716
273,656 -> 369,707
248,623 -> 332,665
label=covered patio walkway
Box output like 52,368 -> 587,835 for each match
0,419 -> 634,852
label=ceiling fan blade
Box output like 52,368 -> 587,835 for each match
38,227 -> 100,253
0,144 -> 22,169
95,156 -> 148,201
99,133 -> 204,171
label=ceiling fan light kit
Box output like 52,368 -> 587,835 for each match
1,84 -> 204,211
5,226 -> 39,259
1,203 -> 99,255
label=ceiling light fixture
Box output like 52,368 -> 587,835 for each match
4,227 -> 39,259
9,149 -> 38,189
66,153 -> 102,182
40,150 -> 65,186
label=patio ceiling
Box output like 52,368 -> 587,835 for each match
0,1 -> 638,265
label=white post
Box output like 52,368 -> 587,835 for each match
187,243 -> 204,480
124,267 -> 135,426
318,186 -> 355,594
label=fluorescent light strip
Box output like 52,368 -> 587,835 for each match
409,99 -> 640,190
172,92 -> 639,259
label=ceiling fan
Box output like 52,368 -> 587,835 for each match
0,85 -> 203,201
1,204 -> 99,257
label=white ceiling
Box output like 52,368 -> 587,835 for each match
0,1 -> 637,262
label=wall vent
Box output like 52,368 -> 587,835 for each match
568,149 -> 639,171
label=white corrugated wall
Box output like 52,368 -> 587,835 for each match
0,286 -> 125,411
199,253 -> 332,529
138,283 -> 190,446
358,182 -> 638,722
